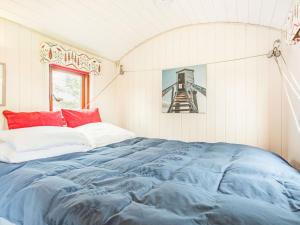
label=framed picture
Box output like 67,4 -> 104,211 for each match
162,64 -> 207,113
0,63 -> 6,106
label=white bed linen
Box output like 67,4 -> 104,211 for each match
0,123 -> 135,163
0,126 -> 90,152
0,143 -> 90,163
76,122 -> 136,148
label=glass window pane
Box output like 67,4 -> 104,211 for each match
52,70 -> 82,111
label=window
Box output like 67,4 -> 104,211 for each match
49,64 -> 89,111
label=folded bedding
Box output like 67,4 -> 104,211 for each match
0,138 -> 299,225
0,126 -> 90,152
0,143 -> 90,163
76,122 -> 136,148
0,123 -> 135,163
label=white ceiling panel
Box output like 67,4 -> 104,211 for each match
211,0 -> 227,21
236,0 -> 249,23
270,0 -> 293,29
248,0 -> 263,25
0,0 -> 292,61
200,0 -> 215,22
259,0 -> 278,27
224,0 -> 238,22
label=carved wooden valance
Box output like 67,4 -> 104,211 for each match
40,42 -> 101,76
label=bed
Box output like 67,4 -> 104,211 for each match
0,137 -> 299,225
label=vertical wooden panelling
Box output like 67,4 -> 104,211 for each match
205,24 -> 217,143
119,23 -> 284,154
0,19 -> 5,127
0,18 -> 117,128
245,26 -> 258,147
3,20 -> 20,117
282,40 -> 300,165
213,24 -> 226,143
225,24 -> 237,144
235,24 -> 247,145
19,27 -> 32,111
268,30 -> 284,155
214,62 -> 227,142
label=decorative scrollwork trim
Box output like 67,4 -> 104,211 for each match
40,42 -> 101,76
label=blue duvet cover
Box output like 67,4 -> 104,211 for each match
0,138 -> 299,225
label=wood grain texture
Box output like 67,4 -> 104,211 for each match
0,0 -> 293,60
282,42 -> 300,164
118,23 -> 286,156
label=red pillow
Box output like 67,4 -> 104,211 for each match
3,110 -> 66,130
61,108 -> 101,128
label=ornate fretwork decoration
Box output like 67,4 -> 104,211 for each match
287,1 -> 300,45
40,42 -> 101,76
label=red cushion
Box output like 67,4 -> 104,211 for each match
61,108 -> 101,128
3,110 -> 66,130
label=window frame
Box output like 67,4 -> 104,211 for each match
49,64 -> 90,111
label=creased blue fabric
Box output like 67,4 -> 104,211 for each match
0,137 -> 299,225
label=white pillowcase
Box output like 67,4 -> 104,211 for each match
0,142 -> 90,163
76,122 -> 136,148
0,123 -> 135,163
0,126 -> 91,152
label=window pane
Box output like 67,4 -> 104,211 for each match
0,64 -> 3,103
52,70 -> 82,110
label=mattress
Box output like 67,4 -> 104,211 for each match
0,137 -> 299,225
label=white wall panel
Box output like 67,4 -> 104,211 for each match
0,18 -> 117,128
282,42 -> 300,168
118,23 -> 284,156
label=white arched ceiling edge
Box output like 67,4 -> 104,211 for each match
0,17 -> 287,64
119,21 -> 285,63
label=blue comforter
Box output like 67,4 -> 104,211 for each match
0,138 -> 299,225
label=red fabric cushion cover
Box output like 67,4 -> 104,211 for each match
61,108 -> 101,128
3,110 -> 66,130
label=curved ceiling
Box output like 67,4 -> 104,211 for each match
0,0 -> 293,61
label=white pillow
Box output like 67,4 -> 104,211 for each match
0,126 -> 91,152
0,142 -> 91,163
76,122 -> 136,148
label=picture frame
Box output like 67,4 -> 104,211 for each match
162,64 -> 207,113
0,63 -> 6,106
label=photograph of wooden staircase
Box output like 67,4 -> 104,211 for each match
162,67 -> 206,113
168,91 -> 193,113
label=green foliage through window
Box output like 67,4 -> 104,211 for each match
52,70 -> 82,110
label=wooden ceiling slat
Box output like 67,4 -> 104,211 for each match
0,0 -> 291,60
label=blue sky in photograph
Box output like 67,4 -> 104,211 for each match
162,64 -> 207,90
